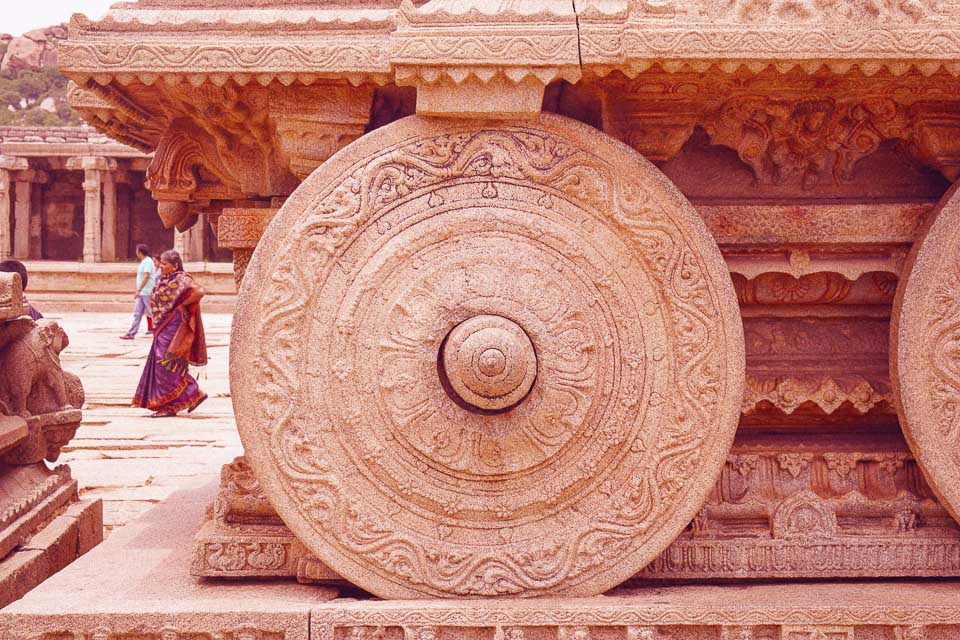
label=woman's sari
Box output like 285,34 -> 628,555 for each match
132,269 -> 208,414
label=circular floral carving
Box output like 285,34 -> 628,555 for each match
892,184 -> 960,522
231,114 -> 744,598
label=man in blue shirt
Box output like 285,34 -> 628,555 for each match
121,243 -> 157,340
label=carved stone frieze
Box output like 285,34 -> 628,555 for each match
596,72 -> 960,189
308,596 -> 958,637
24,622 -> 290,640
703,96 -> 909,189
636,444 -> 960,580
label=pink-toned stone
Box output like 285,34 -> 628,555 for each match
891,182 -> 960,523
232,113 -> 745,599
0,479 -> 327,639
0,272 -> 102,606
42,0 -> 960,626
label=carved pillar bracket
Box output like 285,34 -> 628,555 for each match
66,156 -> 118,263
146,119 -> 242,232
391,0 -> 581,117
0,157 -> 28,261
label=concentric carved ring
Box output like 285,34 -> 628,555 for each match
232,114 -> 745,598
442,315 -> 537,411
892,184 -> 960,523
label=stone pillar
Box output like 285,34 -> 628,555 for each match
173,228 -> 187,258
81,169 -> 102,263
189,222 -> 205,262
0,157 -> 27,260
29,176 -> 43,259
114,172 -> 132,260
10,169 -> 49,260
67,157 -> 118,263
0,169 -> 10,261
101,170 -> 117,262
12,179 -> 31,260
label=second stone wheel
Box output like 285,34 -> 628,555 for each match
231,114 -> 745,598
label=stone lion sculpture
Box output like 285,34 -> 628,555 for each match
0,319 -> 73,418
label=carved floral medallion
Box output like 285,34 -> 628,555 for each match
231,114 -> 744,598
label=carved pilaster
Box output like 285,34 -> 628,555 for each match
0,169 -> 10,261
0,157 -> 27,261
101,170 -> 117,262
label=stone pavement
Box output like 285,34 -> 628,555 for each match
49,311 -> 241,536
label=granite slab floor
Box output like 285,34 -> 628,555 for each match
48,311 -> 242,536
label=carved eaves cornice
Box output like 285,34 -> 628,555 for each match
578,0 -> 960,78
61,1 -> 960,88
58,0 -> 960,189
60,9 -> 397,88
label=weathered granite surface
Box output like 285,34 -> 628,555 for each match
0,273 -> 101,606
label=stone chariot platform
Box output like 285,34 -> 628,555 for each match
2,479 -> 958,640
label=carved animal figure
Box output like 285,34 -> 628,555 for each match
0,319 -> 72,418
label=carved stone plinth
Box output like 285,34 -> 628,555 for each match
10,478 -> 960,640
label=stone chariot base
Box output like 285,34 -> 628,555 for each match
3,478 -> 959,640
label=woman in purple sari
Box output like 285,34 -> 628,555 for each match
132,250 -> 208,417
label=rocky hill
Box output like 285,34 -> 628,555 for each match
0,25 -> 80,127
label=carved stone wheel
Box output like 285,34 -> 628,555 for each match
892,183 -> 960,523
231,114 -> 745,599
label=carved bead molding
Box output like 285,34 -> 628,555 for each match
392,0 -> 581,116
892,182 -> 960,524
231,114 -> 744,598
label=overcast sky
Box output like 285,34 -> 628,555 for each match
5,1 -> 116,36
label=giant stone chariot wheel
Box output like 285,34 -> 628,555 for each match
892,183 -> 960,523
231,114 -> 745,599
